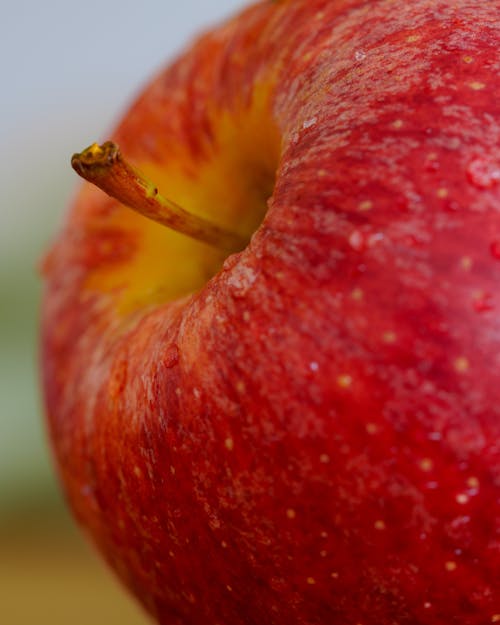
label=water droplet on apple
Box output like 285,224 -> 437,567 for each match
474,293 -> 494,313
428,431 -> 442,441
467,158 -> 500,189
367,232 -> 385,247
354,50 -> 367,61
490,241 -> 500,260
222,253 -> 240,272
349,229 -> 366,251
424,153 -> 440,172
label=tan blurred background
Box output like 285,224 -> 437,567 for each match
0,1 -> 242,623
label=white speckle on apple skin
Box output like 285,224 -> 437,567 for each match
226,265 -> 257,298
302,117 -> 318,130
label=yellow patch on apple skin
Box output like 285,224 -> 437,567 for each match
468,81 -> 485,91
382,331 -> 397,344
351,288 -> 364,301
454,356 -> 470,373
419,458 -> 434,472
467,476 -> 480,489
460,256 -> 473,271
85,82 -> 281,315
337,374 -> 353,388
358,200 -> 373,211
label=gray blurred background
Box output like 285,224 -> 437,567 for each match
0,1 -> 242,622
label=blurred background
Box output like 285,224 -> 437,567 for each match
0,1 -> 242,622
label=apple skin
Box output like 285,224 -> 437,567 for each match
41,1 -> 500,624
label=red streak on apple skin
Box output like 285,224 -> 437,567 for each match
42,1 -> 500,624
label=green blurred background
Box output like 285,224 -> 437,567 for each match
0,1 -> 241,623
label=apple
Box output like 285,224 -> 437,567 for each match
41,1 -> 500,624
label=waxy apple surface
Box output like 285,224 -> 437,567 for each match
41,1 -> 500,624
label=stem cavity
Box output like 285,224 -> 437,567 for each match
71,142 -> 248,252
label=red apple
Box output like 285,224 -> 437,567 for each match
41,1 -> 500,624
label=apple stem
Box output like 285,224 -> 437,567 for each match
71,142 -> 248,252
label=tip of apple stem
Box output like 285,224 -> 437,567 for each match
71,142 -> 249,253
71,141 -> 119,176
